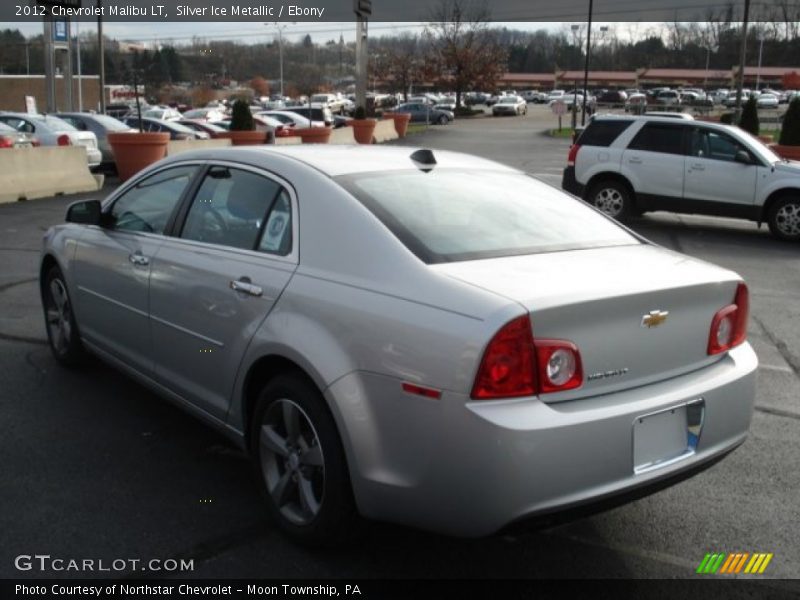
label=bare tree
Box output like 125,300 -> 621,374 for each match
425,0 -> 507,108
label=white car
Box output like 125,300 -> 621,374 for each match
492,96 -> 527,116
0,112 -> 102,168
309,94 -> 347,115
562,114 -> 800,241
756,94 -> 780,109
142,107 -> 183,121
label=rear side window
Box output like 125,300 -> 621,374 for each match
577,120 -> 632,147
627,123 -> 686,155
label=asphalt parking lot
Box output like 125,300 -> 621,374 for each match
1,106 -> 799,587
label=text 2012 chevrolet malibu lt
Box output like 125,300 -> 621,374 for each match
40,146 -> 757,543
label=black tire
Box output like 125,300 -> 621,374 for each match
437,114 -> 449,125
250,373 -> 360,546
767,196 -> 800,242
586,179 -> 634,221
41,265 -> 85,366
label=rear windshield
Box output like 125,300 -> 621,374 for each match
337,170 -> 639,264
577,120 -> 633,147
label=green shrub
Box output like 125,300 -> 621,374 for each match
353,105 -> 366,120
720,112 -> 735,125
779,97 -> 800,146
230,99 -> 254,131
738,96 -> 759,136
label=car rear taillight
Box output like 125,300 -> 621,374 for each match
57,134 -> 72,146
0,136 -> 13,148
471,315 -> 583,400
567,144 -> 581,166
708,283 -> 749,355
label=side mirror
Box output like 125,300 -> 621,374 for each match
734,150 -> 754,165
66,199 -> 102,225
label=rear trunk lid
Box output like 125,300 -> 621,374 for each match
70,131 -> 98,149
433,244 -> 742,401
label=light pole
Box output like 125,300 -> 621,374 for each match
76,19 -> 83,111
267,22 -> 289,98
703,43 -> 718,90
581,0 -> 594,126
755,33 -> 765,91
98,0 -> 106,114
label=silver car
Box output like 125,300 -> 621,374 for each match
0,112 -> 102,167
40,146 -> 757,543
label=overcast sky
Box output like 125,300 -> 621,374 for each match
4,20 -> 667,45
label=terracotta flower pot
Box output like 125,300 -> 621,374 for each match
348,118 -> 377,144
214,130 -> 266,146
770,144 -> 800,161
383,112 -> 412,137
108,132 -> 170,182
295,127 -> 332,144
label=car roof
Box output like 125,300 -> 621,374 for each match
161,145 -> 519,178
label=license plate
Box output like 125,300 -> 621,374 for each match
633,401 -> 703,474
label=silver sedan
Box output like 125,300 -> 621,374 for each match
40,146 -> 757,543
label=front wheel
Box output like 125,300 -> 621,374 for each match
767,196 -> 800,241
587,180 -> 634,221
41,266 -> 85,366
437,114 -> 449,125
251,373 -> 360,546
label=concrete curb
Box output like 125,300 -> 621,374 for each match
0,147 -> 103,204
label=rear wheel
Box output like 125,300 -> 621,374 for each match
587,180 -> 634,221
437,114 -> 449,125
767,196 -> 800,241
251,373 -> 360,546
41,266 -> 85,366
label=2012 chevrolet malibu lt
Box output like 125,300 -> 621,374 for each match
40,146 -> 757,544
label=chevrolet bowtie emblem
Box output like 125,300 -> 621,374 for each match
641,310 -> 669,328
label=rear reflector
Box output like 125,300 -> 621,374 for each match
708,283 -> 749,355
567,144 -> 581,167
401,382 -> 441,400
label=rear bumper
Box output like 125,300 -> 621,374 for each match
562,166 -> 585,197
327,343 -> 757,537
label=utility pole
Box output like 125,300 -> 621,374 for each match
354,0 -> 372,112
755,33 -> 765,91
266,23 -> 288,98
581,0 -> 594,126
734,0 -> 751,122
76,19 -> 83,111
98,0 -> 106,113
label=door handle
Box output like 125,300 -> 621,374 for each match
690,164 -> 705,171
628,157 -> 642,164
128,253 -> 149,266
230,278 -> 263,297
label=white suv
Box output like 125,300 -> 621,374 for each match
562,115 -> 800,241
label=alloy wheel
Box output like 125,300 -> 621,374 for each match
45,278 -> 73,355
775,201 -> 800,237
259,398 -> 325,526
594,187 -> 625,217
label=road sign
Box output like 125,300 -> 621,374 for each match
354,0 -> 372,18
552,100 -> 567,116
53,19 -> 68,44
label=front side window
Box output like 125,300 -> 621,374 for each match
627,123 -> 686,155
180,167 -> 290,254
690,128 -> 751,162
337,169 -> 639,264
109,165 -> 198,234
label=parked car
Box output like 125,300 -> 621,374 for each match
211,115 -> 286,139
121,117 -> 208,140
105,103 -> 136,119
182,108 -> 227,122
596,90 -> 628,104
176,119 -> 229,137
562,114 -> 800,240
492,95 -> 527,116
55,112 -> 134,170
394,103 -> 453,125
310,94 -> 347,115
0,121 -> 38,148
655,90 -> 681,106
625,93 -> 648,113
756,93 -> 779,109
257,110 -> 311,129
142,106 -> 183,121
284,105 -> 334,127
0,112 -> 101,167
41,145 -> 757,543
